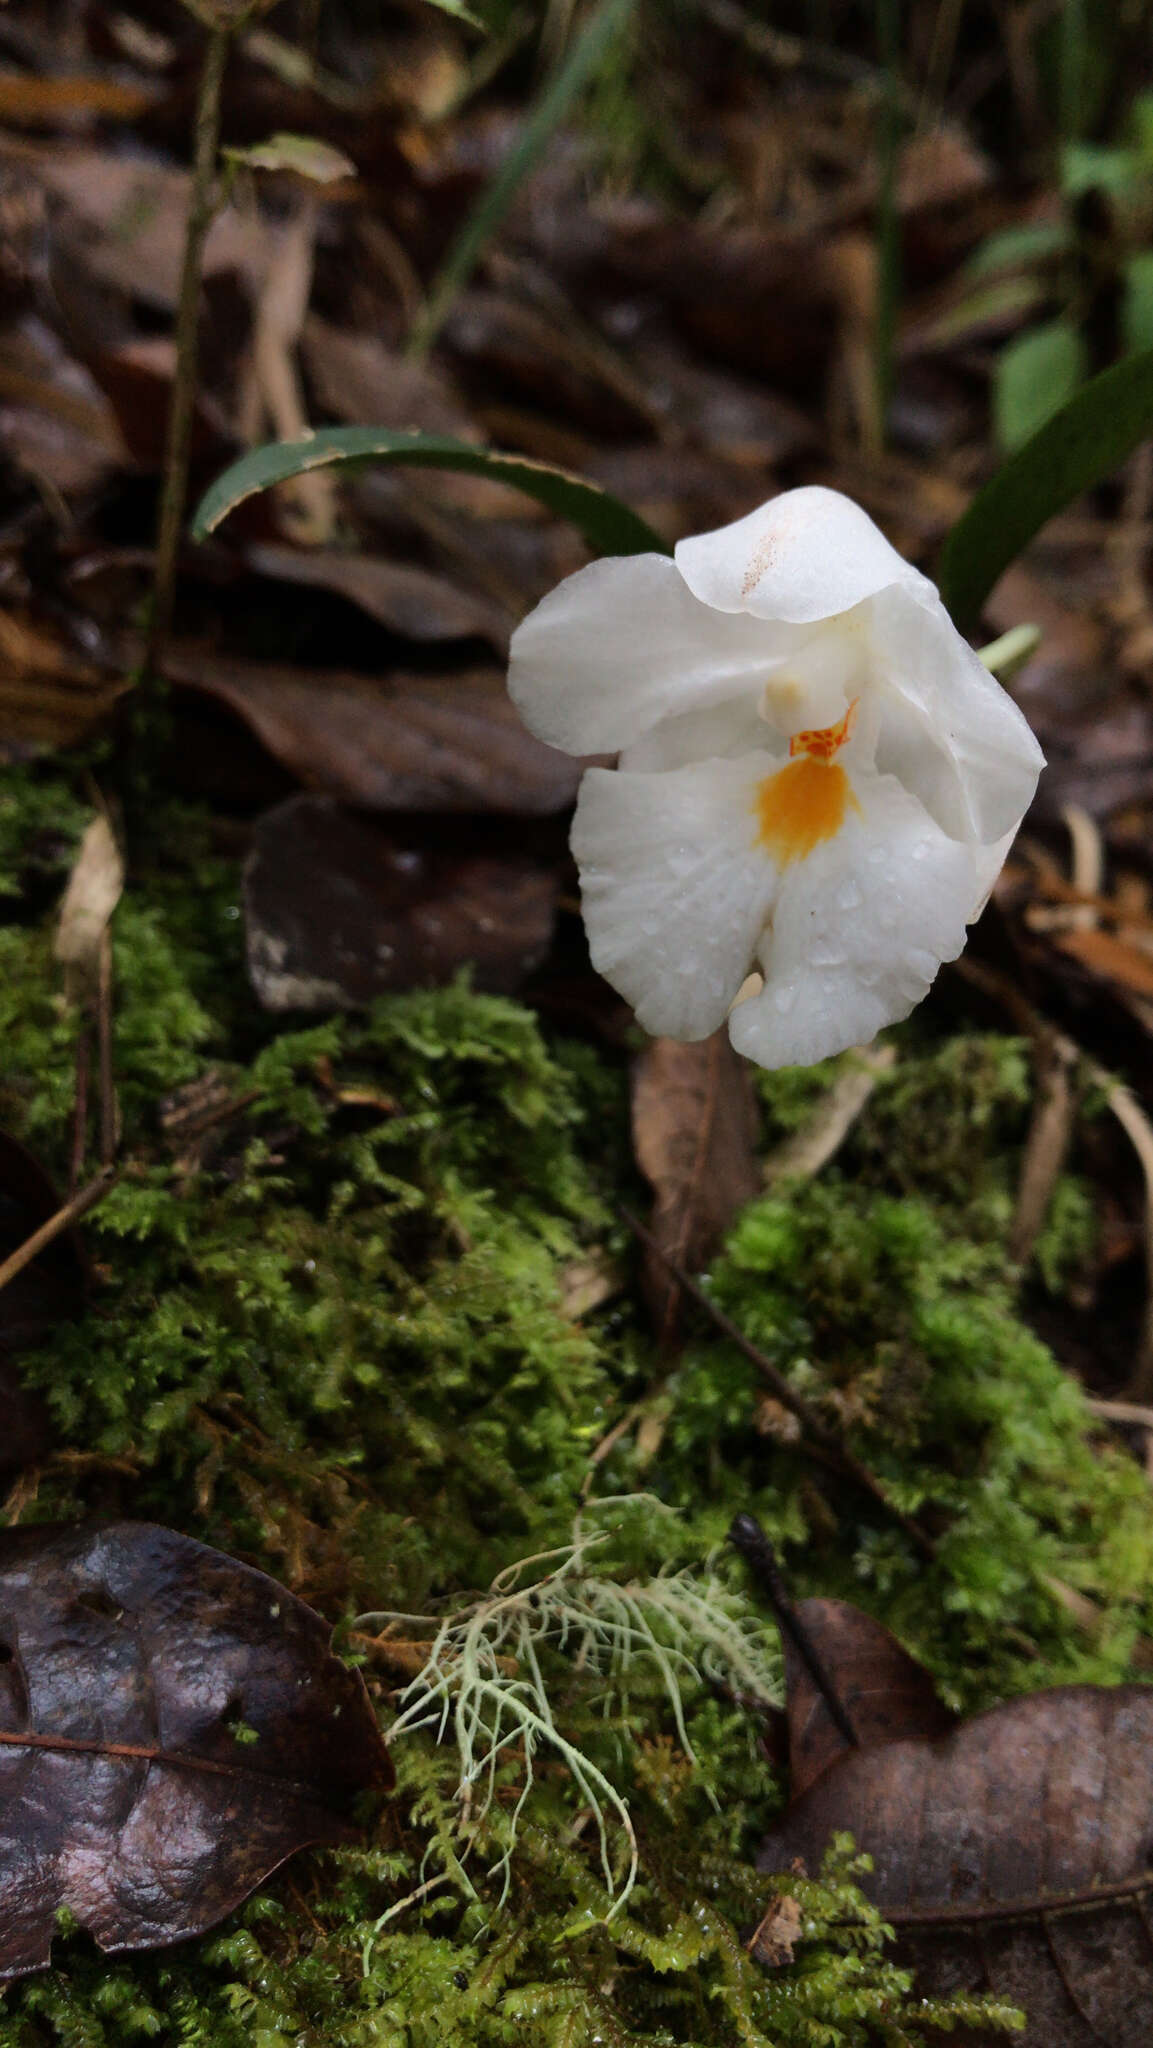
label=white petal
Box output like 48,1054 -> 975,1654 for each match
675,486 -> 927,624
870,583 -> 1045,845
571,755 -> 781,1040
619,692 -> 777,773
728,770 -> 977,1070
969,826 -> 1018,918
508,553 -> 785,756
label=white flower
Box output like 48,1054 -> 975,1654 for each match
508,486 -> 1044,1069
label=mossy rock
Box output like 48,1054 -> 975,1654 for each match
0,759 -> 1142,2045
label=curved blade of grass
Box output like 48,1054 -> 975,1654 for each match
191,426 -> 669,557
939,346 -> 1153,632
408,0 -> 636,361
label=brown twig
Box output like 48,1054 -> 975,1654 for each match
1009,1032 -> 1077,1265
728,1514 -> 859,1748
619,1206 -> 936,1560
958,955 -> 1153,1397
0,1168 -> 118,1295
98,927 -> 118,1166
69,1027 -> 91,1196
146,16 -> 232,673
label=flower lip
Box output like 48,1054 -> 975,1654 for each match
788,698 -> 858,761
755,754 -> 858,867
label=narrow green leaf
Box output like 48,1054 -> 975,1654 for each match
939,345 -> 1153,631
963,221 -> 1070,282
408,0 -> 636,360
993,318 -> 1086,454
190,426 -> 670,558
1124,252 -> 1153,355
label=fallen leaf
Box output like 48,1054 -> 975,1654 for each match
243,794 -> 560,1010
244,543 -> 511,649
0,73 -> 159,127
86,335 -> 236,474
302,315 -> 475,439
39,152 -> 263,309
631,1032 -> 760,1341
164,647 -> 580,815
300,317 -> 542,520
0,611 -> 127,752
0,1520 -> 392,1979
775,1598 -> 957,1800
0,319 -> 127,494
747,1892 -> 804,1968
759,1596 -> 1153,2044
1056,926 -> 1153,1002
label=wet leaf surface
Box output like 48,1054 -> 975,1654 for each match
759,1596 -> 1153,2044
244,794 -> 560,1010
0,1521 -> 392,1979
243,542 -> 512,649
163,648 -> 581,816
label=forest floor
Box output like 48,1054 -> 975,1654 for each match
5,3 -> 1153,2043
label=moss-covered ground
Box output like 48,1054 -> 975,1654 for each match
2,757 -> 1149,2045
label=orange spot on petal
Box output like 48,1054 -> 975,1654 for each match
756,756 -> 858,866
788,698 -> 857,761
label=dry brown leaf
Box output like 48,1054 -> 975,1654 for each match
244,544 -> 511,649
747,1893 -> 804,1968
301,317 -> 475,439
0,73 -> 160,127
1056,926 -> 1153,1001
759,1597 -> 1153,2044
39,153 -> 264,309
0,611 -> 127,752
631,1032 -> 760,1342
163,647 -> 581,815
243,794 -> 560,1010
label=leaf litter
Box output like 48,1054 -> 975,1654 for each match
0,1521 -> 391,1980
755,1568 -> 1153,2045
6,3 -> 1153,2042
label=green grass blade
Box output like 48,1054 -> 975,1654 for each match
190,425 -> 670,557
938,345 -> 1153,631
407,0 -> 636,361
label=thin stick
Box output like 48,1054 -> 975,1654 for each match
97,927 -> 117,1166
0,1726 -> 322,1794
0,1168 -> 118,1295
728,1514 -> 858,1749
619,1207 -> 936,1560
873,0 -> 902,448
69,1027 -> 91,1196
146,18 -> 231,673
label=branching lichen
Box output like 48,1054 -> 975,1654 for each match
359,1507 -> 783,1925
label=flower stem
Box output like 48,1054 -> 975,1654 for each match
147,18 -> 232,676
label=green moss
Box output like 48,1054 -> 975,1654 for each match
0,762 -> 1142,2045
